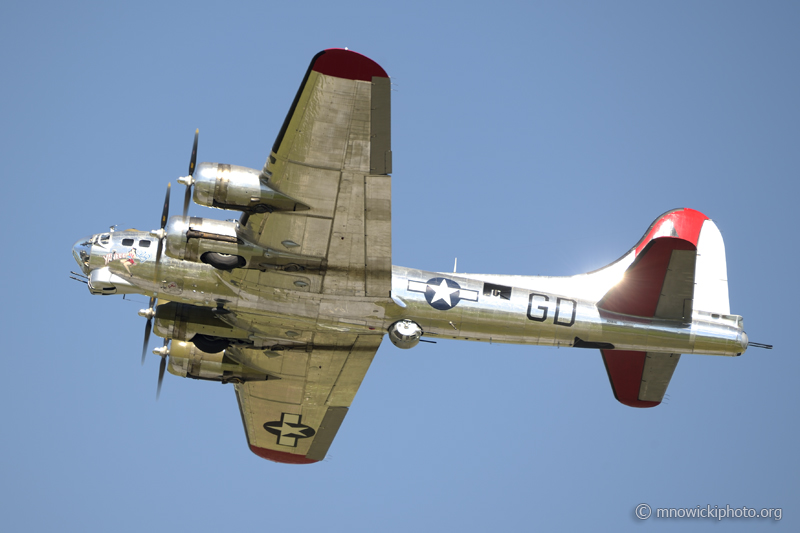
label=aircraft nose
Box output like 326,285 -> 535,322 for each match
73,237 -> 93,274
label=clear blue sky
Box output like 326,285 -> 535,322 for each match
2,1 -> 797,531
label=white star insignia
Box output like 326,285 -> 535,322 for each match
429,279 -> 458,307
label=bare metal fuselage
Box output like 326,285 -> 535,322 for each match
75,229 -> 747,359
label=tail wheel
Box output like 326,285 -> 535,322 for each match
192,334 -> 230,354
201,252 -> 245,270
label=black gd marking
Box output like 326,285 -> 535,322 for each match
554,297 -> 577,326
527,293 -> 549,322
526,293 -> 577,327
263,413 -> 316,447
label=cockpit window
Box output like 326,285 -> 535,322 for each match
139,239 -> 151,248
122,238 -> 134,246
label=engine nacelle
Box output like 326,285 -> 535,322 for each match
191,162 -> 309,213
164,215 -> 325,271
154,302 -> 251,343
165,216 -> 241,263
167,341 -> 270,384
388,320 -> 423,349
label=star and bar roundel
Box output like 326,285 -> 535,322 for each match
263,413 -> 316,447
408,277 -> 479,311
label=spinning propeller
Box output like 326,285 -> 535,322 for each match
138,182 -> 171,365
138,130 -> 199,397
177,129 -> 199,217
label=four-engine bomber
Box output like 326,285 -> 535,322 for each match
71,48 -> 764,465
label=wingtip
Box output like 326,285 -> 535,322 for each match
312,48 -> 388,81
249,444 -> 320,464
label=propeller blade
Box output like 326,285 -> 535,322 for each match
141,183 -> 170,366
156,339 -> 169,400
153,184 -> 171,267
157,356 -> 166,400
155,236 -> 164,266
183,186 -> 192,218
160,182 -> 171,230
141,319 -> 152,365
188,129 -> 198,177
183,129 -> 199,218
140,296 -> 156,365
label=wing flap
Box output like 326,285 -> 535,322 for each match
364,174 -> 392,297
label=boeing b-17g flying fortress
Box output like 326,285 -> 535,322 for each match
71,49 -> 769,464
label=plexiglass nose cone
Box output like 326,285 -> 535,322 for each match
73,237 -> 93,274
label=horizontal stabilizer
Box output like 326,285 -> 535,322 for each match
601,350 -> 681,408
598,237 -> 697,320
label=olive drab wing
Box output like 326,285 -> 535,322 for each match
224,49 -> 393,463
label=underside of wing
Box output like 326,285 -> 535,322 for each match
236,49 -> 392,298
214,50 -> 393,463
234,333 -> 383,463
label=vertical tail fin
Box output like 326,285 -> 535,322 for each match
596,208 -> 731,318
595,208 -> 732,408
